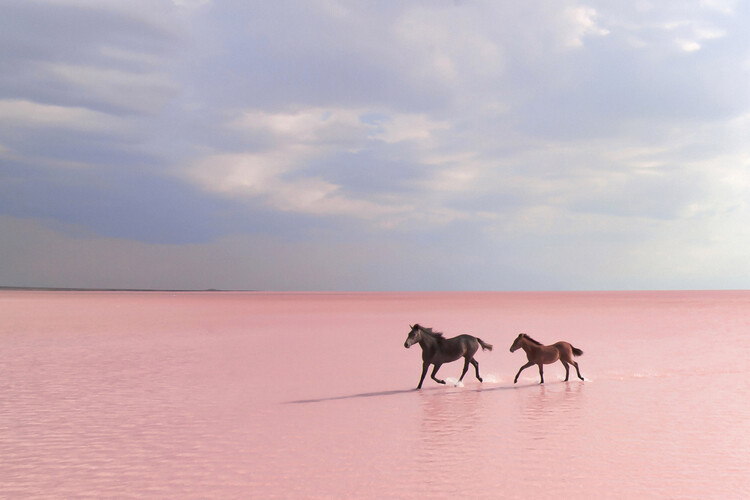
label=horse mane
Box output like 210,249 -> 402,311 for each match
415,324 -> 445,339
521,333 -> 543,345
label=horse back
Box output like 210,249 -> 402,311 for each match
434,335 -> 478,362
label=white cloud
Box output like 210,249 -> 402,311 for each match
186,106 -> 455,222
188,151 -> 300,196
677,39 -> 702,52
229,107 -> 448,147
699,0 -> 736,15
668,20 -> 726,51
370,114 -> 449,144
563,6 -> 610,48
186,150 -> 413,221
228,108 -> 369,148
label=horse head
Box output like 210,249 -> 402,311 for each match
404,324 -> 422,348
510,333 -> 526,352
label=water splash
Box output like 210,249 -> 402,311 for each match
445,377 -> 464,387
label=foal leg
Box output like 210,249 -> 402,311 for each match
538,363 -> 544,384
417,361 -> 429,389
572,360 -> 584,380
561,360 -> 570,381
514,361 -> 535,384
431,363 -> 445,385
470,358 -> 483,382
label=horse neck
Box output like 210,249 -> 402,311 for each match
418,331 -> 439,350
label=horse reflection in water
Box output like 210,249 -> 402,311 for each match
510,333 -> 584,384
404,324 -> 493,389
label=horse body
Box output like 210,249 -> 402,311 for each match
404,324 -> 493,389
510,333 -> 584,384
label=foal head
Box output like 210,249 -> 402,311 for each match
510,333 -> 543,352
404,324 -> 423,348
510,333 -> 527,352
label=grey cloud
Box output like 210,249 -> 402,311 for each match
0,1 -> 179,114
302,148 -> 425,197
182,2 -> 453,113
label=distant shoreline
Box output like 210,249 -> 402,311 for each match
1,287 -> 746,294
0,286 -> 234,292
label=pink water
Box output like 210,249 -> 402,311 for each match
2,291 -> 750,498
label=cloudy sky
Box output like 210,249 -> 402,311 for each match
1,0 -> 749,291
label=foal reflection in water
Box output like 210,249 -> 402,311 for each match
404,324 -> 493,389
510,333 -> 584,384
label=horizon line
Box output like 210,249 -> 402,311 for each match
1,286 -> 747,294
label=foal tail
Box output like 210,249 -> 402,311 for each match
571,345 -> 584,357
477,338 -> 493,351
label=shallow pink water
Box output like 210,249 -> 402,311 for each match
2,290 -> 750,498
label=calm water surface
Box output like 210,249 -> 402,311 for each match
2,291 -> 750,498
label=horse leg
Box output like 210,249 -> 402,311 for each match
431,363 -> 445,384
459,357 -> 470,382
514,361 -> 535,384
561,360 -> 570,381
471,358 -> 482,382
417,361 -> 429,389
538,363 -> 544,384
572,360 -> 584,380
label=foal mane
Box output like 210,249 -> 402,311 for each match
521,333 -> 543,345
414,324 -> 445,339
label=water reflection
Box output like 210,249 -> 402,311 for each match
419,390 -> 482,454
521,382 -> 584,418
515,382 -> 586,456
420,390 -> 483,437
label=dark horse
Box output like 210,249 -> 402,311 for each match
510,333 -> 584,384
404,324 -> 493,389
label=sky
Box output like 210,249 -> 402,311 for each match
1,0 -> 750,291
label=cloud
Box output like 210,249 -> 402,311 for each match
370,113 -> 450,144
42,63 -> 177,114
184,106 -> 454,223
563,6 -> 610,47
0,0 -> 180,115
172,0 -> 210,8
3,1 -> 750,290
0,99 -> 121,131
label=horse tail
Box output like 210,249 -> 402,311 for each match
477,338 -> 493,351
571,346 -> 583,357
